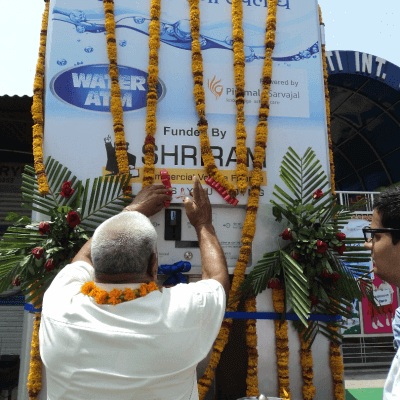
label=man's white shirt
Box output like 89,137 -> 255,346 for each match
384,347 -> 400,399
39,261 -> 226,400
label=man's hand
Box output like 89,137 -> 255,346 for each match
124,184 -> 172,217
184,176 -> 212,230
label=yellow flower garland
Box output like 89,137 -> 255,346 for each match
197,1 -> 278,397
31,0 -> 50,196
188,0 -> 237,198
319,6 -> 335,196
272,288 -> 291,399
26,280 -> 44,400
232,0 -> 248,194
330,326 -> 345,400
299,325 -> 316,400
80,281 -> 160,305
245,296 -> 259,396
142,0 -> 162,188
103,0 -> 131,195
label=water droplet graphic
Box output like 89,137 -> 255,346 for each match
84,46 -> 94,53
174,20 -> 192,41
57,59 -> 67,66
303,50 -> 311,59
294,55 -> 300,61
199,37 -> 207,47
313,55 -> 317,58
133,17 -> 145,24
119,40 -> 127,47
76,26 -> 85,33
225,36 -> 233,46
244,46 -> 255,62
159,22 -> 167,36
166,25 -> 175,36
70,10 -> 86,23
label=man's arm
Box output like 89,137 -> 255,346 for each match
184,176 -> 230,299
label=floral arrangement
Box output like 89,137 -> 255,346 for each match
31,0 -> 50,195
0,158 -> 133,307
142,0 -> 162,188
197,0 -> 278,398
232,0 -> 249,194
102,0 -> 131,195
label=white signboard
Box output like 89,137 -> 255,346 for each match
43,0 -> 329,207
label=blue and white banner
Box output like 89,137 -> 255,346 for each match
43,0 -> 329,205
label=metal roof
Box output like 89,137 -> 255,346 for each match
327,50 -> 400,191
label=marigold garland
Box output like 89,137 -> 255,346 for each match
80,281 -> 160,305
188,0 -> 237,198
197,1 -> 278,398
142,0 -> 162,188
245,296 -> 259,397
31,0 -> 50,196
299,325 -> 316,400
232,0 -> 248,194
319,6 -> 335,196
26,280 -> 45,400
103,0 -> 131,195
330,326 -> 345,400
272,288 -> 291,399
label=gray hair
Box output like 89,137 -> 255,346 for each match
91,212 -> 157,278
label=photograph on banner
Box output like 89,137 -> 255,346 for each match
340,218 -> 372,335
342,298 -> 361,335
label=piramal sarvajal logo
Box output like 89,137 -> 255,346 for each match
50,64 -> 166,112
208,75 -> 223,100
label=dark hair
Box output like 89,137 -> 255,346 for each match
373,186 -> 400,245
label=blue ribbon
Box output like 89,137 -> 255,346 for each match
24,303 -> 42,313
158,261 -> 191,286
224,312 -> 342,322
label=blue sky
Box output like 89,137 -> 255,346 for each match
1,0 -> 399,96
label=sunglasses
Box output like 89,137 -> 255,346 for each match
362,226 -> 400,242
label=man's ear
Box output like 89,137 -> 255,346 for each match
147,252 -> 158,276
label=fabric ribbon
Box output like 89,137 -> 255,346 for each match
158,261 -> 191,286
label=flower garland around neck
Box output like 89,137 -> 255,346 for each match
31,0 -> 50,196
143,0 -> 162,188
103,0 -> 131,195
188,0 -> 237,199
232,0 -> 248,194
81,281 -> 159,305
197,1 -> 278,398
319,5 -> 335,196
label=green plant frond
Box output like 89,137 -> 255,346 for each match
302,170 -> 327,193
303,177 -> 330,202
282,156 -> 301,174
302,147 -> 314,161
302,156 -> 319,176
270,201 -> 298,226
53,167 -> 71,194
302,159 -> 321,183
279,172 -> 301,200
273,185 -> 297,206
47,161 -> 63,189
281,160 -> 301,181
288,147 -> 302,161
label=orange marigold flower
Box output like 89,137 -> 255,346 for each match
95,289 -> 109,304
81,282 -> 96,295
140,285 -> 147,297
123,288 -> 135,301
147,281 -> 158,291
108,289 -> 123,305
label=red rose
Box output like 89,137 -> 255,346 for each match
336,232 -> 346,241
44,259 -> 56,273
32,247 -> 44,260
267,278 -> 282,290
279,228 -> 293,241
334,242 -> 346,255
331,272 -> 340,283
290,251 -> 298,261
67,211 -> 81,228
310,295 -> 319,306
60,181 -> 75,199
312,189 -> 324,199
12,274 -> 22,287
316,240 -> 328,254
321,269 -> 331,279
39,222 -> 51,235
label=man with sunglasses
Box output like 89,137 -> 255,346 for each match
363,187 -> 400,399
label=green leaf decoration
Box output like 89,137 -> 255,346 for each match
234,147 -> 376,346
0,157 -> 135,301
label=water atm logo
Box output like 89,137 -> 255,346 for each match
50,64 -> 166,112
